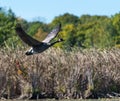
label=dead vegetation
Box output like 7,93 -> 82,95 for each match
0,48 -> 120,99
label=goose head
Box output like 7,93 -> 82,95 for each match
50,38 -> 64,46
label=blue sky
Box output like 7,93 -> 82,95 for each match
1,0 -> 120,23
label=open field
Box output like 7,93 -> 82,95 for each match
0,48 -> 120,100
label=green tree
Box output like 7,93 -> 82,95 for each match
112,13 -> 120,47
51,13 -> 79,27
0,8 -> 16,47
77,16 -> 115,48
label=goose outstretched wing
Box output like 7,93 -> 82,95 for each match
42,23 -> 61,43
15,24 -> 42,46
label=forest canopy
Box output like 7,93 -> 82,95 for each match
0,7 -> 120,49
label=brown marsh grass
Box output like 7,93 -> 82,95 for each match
0,48 -> 120,99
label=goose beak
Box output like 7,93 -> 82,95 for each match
58,38 -> 64,42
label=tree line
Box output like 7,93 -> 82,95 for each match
0,7 -> 120,49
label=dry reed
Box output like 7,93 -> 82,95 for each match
0,48 -> 120,99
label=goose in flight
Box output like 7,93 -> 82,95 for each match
15,23 -> 63,55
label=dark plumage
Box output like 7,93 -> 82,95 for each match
15,23 -> 63,55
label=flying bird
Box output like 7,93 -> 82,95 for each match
15,23 -> 63,55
